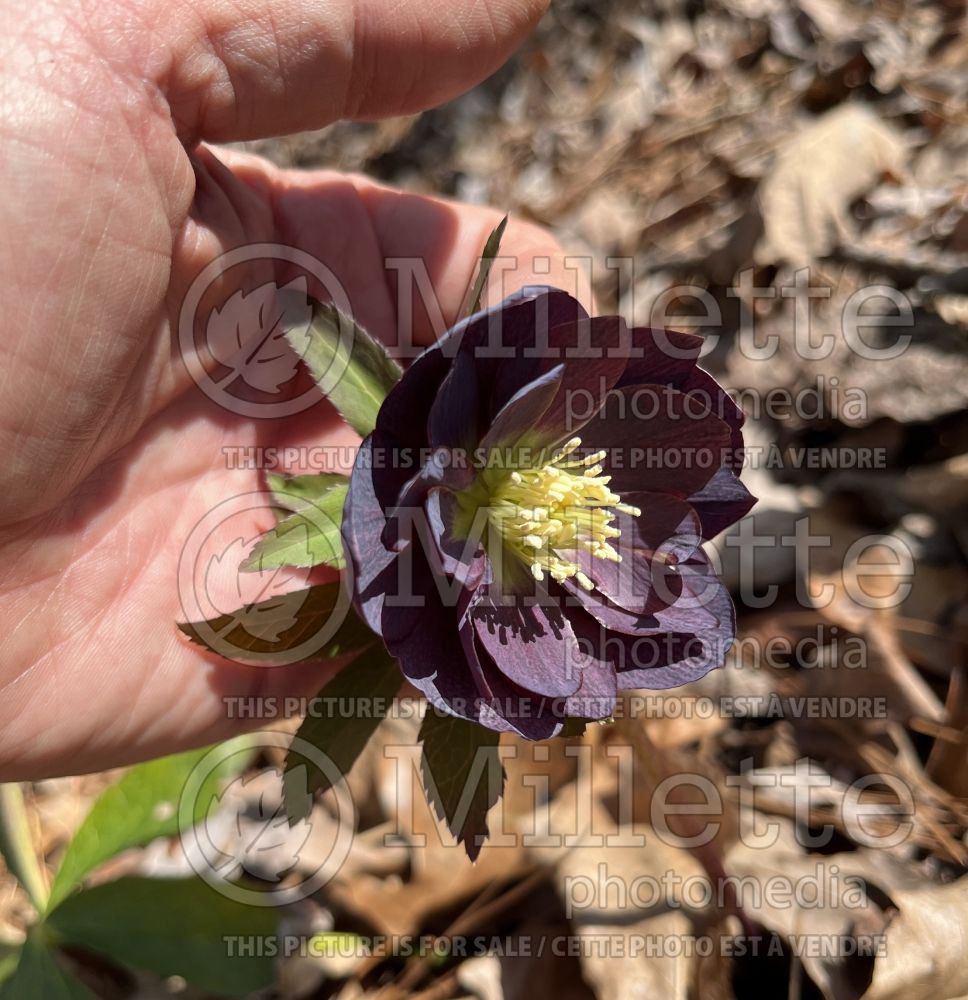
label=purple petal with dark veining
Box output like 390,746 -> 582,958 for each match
562,548 -> 726,640
370,340 -> 452,510
561,574 -> 674,635
425,487 -> 489,588
612,491 -> 703,564
460,624 -> 564,739
563,554 -> 734,690
556,493 -> 700,617
564,549 -> 664,618
639,551 -> 729,637
470,587 -> 583,698
615,629 -> 724,688
461,286 -> 587,353
374,346 -> 450,451
567,604 -> 710,688
380,448 -> 474,550
562,593 -> 652,633
344,462 -> 469,651
661,552 -> 734,627
560,610 -> 619,720
562,666 -> 617,722
615,573 -> 735,689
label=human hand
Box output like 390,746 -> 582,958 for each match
0,0 -> 585,778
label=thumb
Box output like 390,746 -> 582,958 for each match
140,0 -> 549,142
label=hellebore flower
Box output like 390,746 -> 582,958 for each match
343,288 -> 755,738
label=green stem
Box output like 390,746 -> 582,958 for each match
0,784 -> 48,913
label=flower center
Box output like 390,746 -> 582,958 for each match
487,437 -> 641,590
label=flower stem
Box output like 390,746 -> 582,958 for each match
0,783 -> 48,913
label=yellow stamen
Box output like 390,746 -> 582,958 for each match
487,436 -> 639,588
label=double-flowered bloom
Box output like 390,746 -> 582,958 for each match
344,288 -> 755,738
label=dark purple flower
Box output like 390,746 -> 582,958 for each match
343,288 -> 755,738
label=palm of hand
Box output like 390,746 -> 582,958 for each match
0,0 -> 578,778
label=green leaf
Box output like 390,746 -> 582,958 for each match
178,580 -> 374,665
284,645 -> 402,822
46,877 -> 277,997
47,742 -> 251,913
0,931 -> 97,1000
0,785 -> 47,911
463,215 -> 508,317
418,710 -> 505,862
289,301 -> 401,438
241,481 -> 348,572
0,940 -> 22,989
266,471 -> 348,514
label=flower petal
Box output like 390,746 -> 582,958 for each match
490,315 -> 632,441
556,493 -> 700,616
615,574 -> 735,689
374,342 -> 451,454
566,606 -> 709,687
342,436 -> 399,636
651,552 -> 734,636
427,348 -> 480,452
561,553 -> 734,691
679,367 -> 746,472
380,448 -> 474,550
476,364 -> 565,455
613,491 -> 703,564
560,573 -> 678,633
460,624 -> 565,739
390,595 -> 488,725
560,611 -> 619,721
460,288 -> 589,405
469,588 -> 583,698
425,487 -> 489,588
343,442 -> 449,648
615,629 -> 722,688
617,326 -> 703,388
581,383 -> 731,496
687,467 -> 756,539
